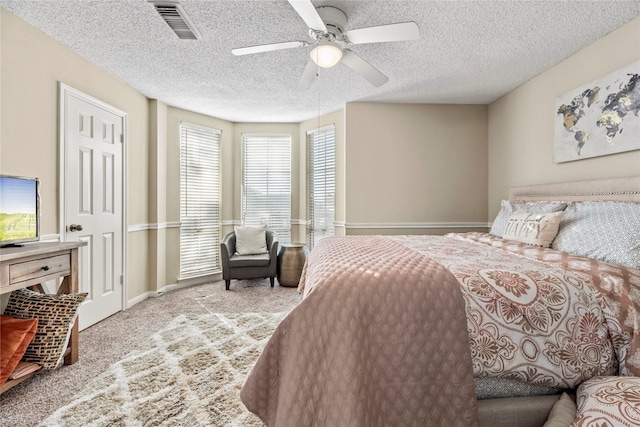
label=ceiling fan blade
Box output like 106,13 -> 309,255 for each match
345,22 -> 420,44
232,41 -> 307,56
297,60 -> 318,91
287,0 -> 327,32
341,50 -> 388,87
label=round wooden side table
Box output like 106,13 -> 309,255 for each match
277,244 -> 308,287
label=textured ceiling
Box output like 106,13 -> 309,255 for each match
2,0 -> 639,123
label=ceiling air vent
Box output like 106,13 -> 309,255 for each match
149,1 -> 201,40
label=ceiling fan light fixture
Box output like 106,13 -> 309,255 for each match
310,42 -> 343,68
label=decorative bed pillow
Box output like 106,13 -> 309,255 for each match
543,393 -> 576,427
503,211 -> 563,248
552,201 -> 640,270
490,200 -> 567,238
3,288 -> 87,370
234,225 -> 267,255
574,376 -> 640,427
489,200 -> 513,237
0,315 -> 38,386
514,201 -> 568,211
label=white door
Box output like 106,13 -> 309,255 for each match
60,84 -> 125,330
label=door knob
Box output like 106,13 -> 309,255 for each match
69,224 -> 83,232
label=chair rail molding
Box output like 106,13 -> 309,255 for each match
345,221 -> 490,229
128,222 -> 181,233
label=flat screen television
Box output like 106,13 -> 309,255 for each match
0,175 -> 40,247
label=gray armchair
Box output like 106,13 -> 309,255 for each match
220,229 -> 278,290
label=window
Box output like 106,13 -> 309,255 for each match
307,125 -> 335,249
179,122 -> 221,278
242,134 -> 291,243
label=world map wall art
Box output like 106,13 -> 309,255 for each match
554,60 -> 639,163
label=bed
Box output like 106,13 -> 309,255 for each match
241,176 -> 640,427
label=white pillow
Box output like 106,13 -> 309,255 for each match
503,211 -> 563,248
234,225 -> 268,255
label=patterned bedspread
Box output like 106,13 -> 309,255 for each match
573,376 -> 640,426
241,233 -> 640,425
392,232 -> 640,387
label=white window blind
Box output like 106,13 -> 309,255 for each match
179,122 -> 221,278
307,125 -> 335,249
242,134 -> 291,244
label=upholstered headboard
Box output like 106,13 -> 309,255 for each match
509,176 -> 640,203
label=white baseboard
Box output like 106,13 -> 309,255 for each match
173,273 -> 222,288
126,273 -> 222,309
127,291 -> 157,308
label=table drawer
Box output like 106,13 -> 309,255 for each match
9,254 -> 71,285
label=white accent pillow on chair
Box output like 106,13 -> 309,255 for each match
234,225 -> 268,255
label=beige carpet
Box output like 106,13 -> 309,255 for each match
0,279 -> 301,427
40,312 -> 286,427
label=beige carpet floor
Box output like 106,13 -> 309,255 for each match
0,279 -> 302,427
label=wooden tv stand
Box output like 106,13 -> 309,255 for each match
0,241 -> 86,394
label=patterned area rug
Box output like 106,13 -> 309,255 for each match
40,312 -> 287,426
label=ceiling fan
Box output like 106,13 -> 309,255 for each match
231,0 -> 420,90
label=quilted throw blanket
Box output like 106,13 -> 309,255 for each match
241,236 -> 480,427
392,232 -> 640,387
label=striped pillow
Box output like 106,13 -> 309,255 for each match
4,288 -> 87,370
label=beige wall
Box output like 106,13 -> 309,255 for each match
488,16 -> 640,219
148,100 -> 168,292
0,9 -> 151,301
344,103 -> 489,235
